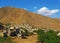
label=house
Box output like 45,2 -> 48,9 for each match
57,32 -> 60,36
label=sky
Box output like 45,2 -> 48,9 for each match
0,0 -> 60,18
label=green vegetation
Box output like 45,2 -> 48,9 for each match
5,23 -> 11,28
0,22 -> 3,26
0,37 -> 15,43
37,29 -> 45,42
24,29 -> 29,36
21,27 -> 28,36
5,23 -> 11,26
37,29 -> 60,43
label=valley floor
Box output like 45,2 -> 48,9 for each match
13,34 -> 38,43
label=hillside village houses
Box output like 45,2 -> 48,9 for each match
0,23 -> 60,39
0,23 -> 38,39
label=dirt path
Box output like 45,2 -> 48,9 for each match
13,35 -> 37,43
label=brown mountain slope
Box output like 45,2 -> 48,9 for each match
53,18 -> 60,23
0,7 -> 60,30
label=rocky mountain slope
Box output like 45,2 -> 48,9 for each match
0,7 -> 60,30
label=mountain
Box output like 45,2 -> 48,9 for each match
0,6 -> 60,30
54,18 -> 60,23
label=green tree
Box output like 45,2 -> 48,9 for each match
37,29 -> 60,43
37,29 -> 45,42
43,30 -> 57,43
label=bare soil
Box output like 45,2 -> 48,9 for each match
13,35 -> 38,43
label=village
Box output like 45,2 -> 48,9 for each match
0,23 -> 38,39
0,22 -> 60,43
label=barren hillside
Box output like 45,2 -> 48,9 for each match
0,7 -> 60,30
54,18 -> 60,23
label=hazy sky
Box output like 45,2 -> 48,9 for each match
0,0 -> 60,18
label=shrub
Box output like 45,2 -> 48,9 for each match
0,22 -> 4,30
24,29 -> 29,36
0,22 -> 3,26
43,30 -> 58,43
57,36 -> 60,43
5,23 -> 11,26
21,27 -> 29,36
5,23 -> 11,28
0,37 -> 15,43
37,29 -> 60,43
37,29 -> 45,42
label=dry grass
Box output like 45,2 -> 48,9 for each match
13,35 -> 38,43
0,7 -> 60,30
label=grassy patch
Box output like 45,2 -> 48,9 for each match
0,37 -> 15,43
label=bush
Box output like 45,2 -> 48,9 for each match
37,29 -> 60,43
37,29 -> 45,42
21,27 -> 29,36
0,37 -> 15,43
5,23 -> 11,26
43,30 -> 58,43
0,22 -> 4,30
5,23 -> 11,28
0,22 -> 3,26
57,36 -> 60,43
24,29 -> 29,36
